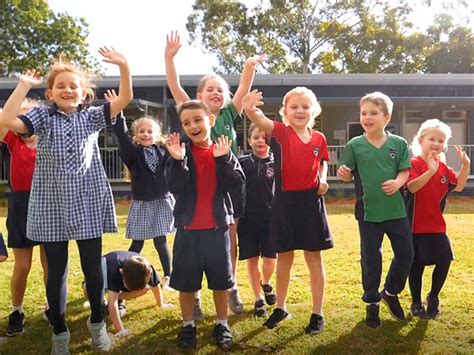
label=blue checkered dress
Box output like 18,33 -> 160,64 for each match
19,104 -> 117,242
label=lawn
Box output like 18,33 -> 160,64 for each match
0,197 -> 473,354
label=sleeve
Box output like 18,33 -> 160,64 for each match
446,163 -> 458,189
271,121 -> 285,143
111,114 -> 135,168
223,102 -> 239,124
165,153 -> 191,194
407,158 -> 423,183
398,138 -> 411,171
1,130 -> 17,147
319,133 -> 329,162
215,151 -> 245,193
148,265 -> 160,287
18,106 -> 49,136
337,142 -> 356,171
86,102 -> 111,132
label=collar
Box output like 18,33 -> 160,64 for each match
48,103 -> 84,116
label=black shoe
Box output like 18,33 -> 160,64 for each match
365,304 -> 381,328
263,308 -> 291,329
6,311 -> 25,336
254,299 -> 268,318
380,289 -> 405,321
305,313 -> 324,335
177,325 -> 197,350
213,324 -> 234,351
426,293 -> 440,319
410,303 -> 428,319
261,283 -> 276,306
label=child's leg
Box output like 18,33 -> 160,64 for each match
430,260 -> 451,297
261,257 -> 276,285
43,241 -> 69,334
39,245 -> 48,291
408,258 -> 425,304
213,290 -> 229,321
153,235 -> 171,277
10,248 -> 34,308
246,257 -> 262,299
77,238 -> 104,324
304,251 -> 325,315
275,251 -> 294,309
128,240 -> 144,253
229,219 -> 239,284
180,292 -> 196,322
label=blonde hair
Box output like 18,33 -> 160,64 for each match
279,87 -> 321,129
410,118 -> 452,157
197,74 -> 231,106
360,91 -> 393,115
45,57 -> 96,102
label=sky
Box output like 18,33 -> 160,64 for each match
47,0 -> 471,76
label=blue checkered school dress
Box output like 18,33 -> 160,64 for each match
19,104 -> 117,242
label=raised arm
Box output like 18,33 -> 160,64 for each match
99,47 -> 133,118
232,54 -> 266,113
452,145 -> 471,192
164,31 -> 191,105
0,110 -> 8,141
242,90 -> 274,134
0,70 -> 41,134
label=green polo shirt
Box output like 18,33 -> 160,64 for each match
211,102 -> 239,155
338,133 -> 411,222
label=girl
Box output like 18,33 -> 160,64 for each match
165,30 -> 265,315
0,100 -> 48,337
406,119 -> 470,319
243,87 -> 334,334
0,47 -> 133,354
237,124 -> 276,317
105,89 -> 175,292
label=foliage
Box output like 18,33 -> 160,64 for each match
0,0 -> 101,77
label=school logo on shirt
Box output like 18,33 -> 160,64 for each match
224,123 -> 231,130
441,176 -> 447,184
314,147 -> 320,156
265,166 -> 274,178
389,148 -> 397,159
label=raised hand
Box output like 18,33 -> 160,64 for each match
454,145 -> 471,165
245,54 -> 267,68
165,133 -> 185,160
337,164 -> 352,182
242,90 -> 264,114
98,47 -> 127,66
213,135 -> 231,157
19,69 -> 43,88
426,151 -> 440,174
165,31 -> 182,58
104,89 -> 118,103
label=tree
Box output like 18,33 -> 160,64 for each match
0,0 -> 101,77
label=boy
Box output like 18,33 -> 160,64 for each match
337,92 -> 413,328
165,100 -> 245,351
83,251 -> 170,336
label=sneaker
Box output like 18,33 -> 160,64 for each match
162,276 -> 174,291
254,299 -> 268,318
193,297 -> 204,321
426,293 -> 440,319
213,324 -> 234,351
305,313 -> 324,335
261,283 -> 276,306
6,310 -> 25,336
365,304 -> 381,328
263,308 -> 291,329
51,330 -> 70,355
87,318 -> 111,352
177,324 -> 197,350
118,300 -> 127,317
411,303 -> 428,319
229,289 -> 244,314
380,289 -> 405,321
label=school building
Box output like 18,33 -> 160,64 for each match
1,73 -> 473,193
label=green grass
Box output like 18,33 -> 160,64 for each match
0,198 -> 473,354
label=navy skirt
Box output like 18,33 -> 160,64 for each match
412,233 -> 454,265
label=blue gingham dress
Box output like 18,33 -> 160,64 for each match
20,104 -> 117,242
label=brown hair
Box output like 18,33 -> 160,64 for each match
122,256 -> 152,291
197,74 -> 231,105
360,91 -> 393,115
177,100 -> 211,119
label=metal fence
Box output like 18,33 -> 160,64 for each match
0,145 -> 473,184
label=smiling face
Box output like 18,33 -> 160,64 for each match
196,77 -> 228,114
180,107 -> 215,147
135,119 -> 159,147
47,71 -> 86,113
359,101 -> 391,135
419,127 -> 447,157
283,93 -> 314,130
248,127 -> 269,158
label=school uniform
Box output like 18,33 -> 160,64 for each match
165,141 -> 245,292
2,131 -> 38,248
270,121 -> 334,253
112,115 -> 175,239
237,153 -> 276,260
338,132 -> 414,303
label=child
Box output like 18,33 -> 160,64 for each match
0,100 -> 48,336
243,87 -> 334,335
405,119 -> 470,319
337,92 -> 414,328
165,31 -> 264,314
0,46 -> 133,353
105,90 -> 174,291
237,123 -> 276,317
83,251 -> 171,336
165,100 -> 245,351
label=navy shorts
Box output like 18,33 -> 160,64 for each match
413,233 -> 454,266
170,227 -> 234,292
7,191 -> 39,249
237,217 -> 276,260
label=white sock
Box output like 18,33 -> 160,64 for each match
255,296 -> 265,303
229,284 -> 237,291
183,320 -> 195,328
12,305 -> 23,314
194,290 -> 201,299
216,319 -> 228,328
385,290 -> 395,297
